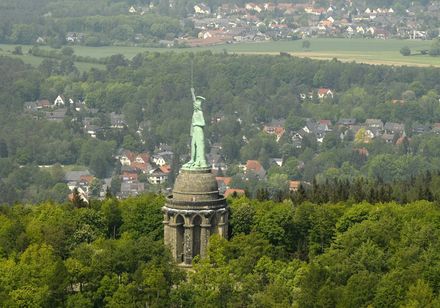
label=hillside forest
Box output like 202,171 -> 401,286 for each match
1,49 -> 440,203
1,194 -> 440,307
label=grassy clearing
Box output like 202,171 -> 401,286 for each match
0,44 -> 104,71
1,38 -> 439,68
38,164 -> 88,172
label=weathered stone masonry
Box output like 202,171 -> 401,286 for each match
162,168 -> 228,266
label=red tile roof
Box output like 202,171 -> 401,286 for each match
318,88 -> 332,95
131,162 -> 148,172
136,153 -> 150,164
122,171 -> 138,181
80,175 -> 94,184
246,160 -> 263,172
289,181 -> 301,191
159,164 -> 171,174
216,176 -> 232,186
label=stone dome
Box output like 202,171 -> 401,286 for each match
171,168 -> 220,202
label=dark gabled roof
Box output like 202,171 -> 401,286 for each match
338,118 -> 357,125
384,122 -> 404,131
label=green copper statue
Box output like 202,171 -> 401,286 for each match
182,88 -> 209,170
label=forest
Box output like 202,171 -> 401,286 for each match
1,193 -> 440,307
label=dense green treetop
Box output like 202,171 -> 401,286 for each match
1,193 -> 440,306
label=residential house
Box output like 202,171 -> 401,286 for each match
318,119 -> 332,132
216,176 -> 232,194
269,158 -> 283,167
120,182 -> 145,198
45,108 -> 67,122
120,165 -> 137,174
303,118 -> 318,134
382,133 -> 395,144
245,3 -> 263,13
194,3 -> 211,14
148,167 -> 168,185
24,99 -> 52,111
66,32 -> 84,43
110,112 -> 126,129
366,27 -> 375,36
36,36 -> 45,44
356,26 -> 365,34
244,160 -> 266,179
305,7 -> 325,15
263,119 -> 286,142
217,3 -> 240,15
160,164 -> 171,174
24,101 -> 38,111
299,92 -> 313,100
384,122 -> 404,135
317,88 -> 334,99
289,180 -> 301,192
291,130 -> 306,148
119,150 -> 136,166
365,119 -> 384,130
131,162 -> 150,174
65,170 -> 92,183
338,118 -> 357,128
53,95 -> 65,107
412,123 -> 429,135
129,6 -> 137,13
84,125 -> 100,138
122,171 -> 138,182
276,3 -> 296,14
152,150 -> 173,166
134,153 -> 150,165
37,99 -> 51,109
68,187 -> 89,204
209,154 -> 227,173
79,175 -> 94,187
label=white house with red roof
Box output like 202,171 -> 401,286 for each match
317,88 -> 334,99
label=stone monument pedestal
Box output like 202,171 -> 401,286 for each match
162,168 -> 228,266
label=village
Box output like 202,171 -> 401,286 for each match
151,1 -> 438,47
21,87 -> 440,203
60,1 -> 440,48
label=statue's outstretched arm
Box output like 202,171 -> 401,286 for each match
191,87 -> 196,102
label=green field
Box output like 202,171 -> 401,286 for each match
1,38 -> 439,69
0,44 -> 105,71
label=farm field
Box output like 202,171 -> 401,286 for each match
215,38 -> 439,67
0,44 -> 104,71
1,38 -> 439,68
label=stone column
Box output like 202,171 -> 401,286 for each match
200,223 -> 211,258
163,212 -> 170,249
183,224 -> 194,265
217,210 -> 228,239
166,222 -> 178,261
